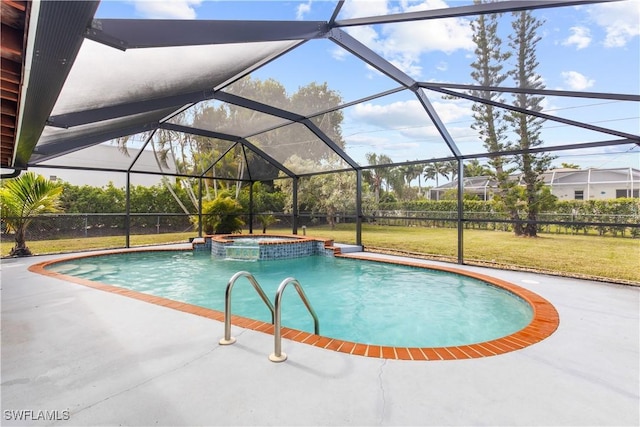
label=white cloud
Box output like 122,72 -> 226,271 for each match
342,0 -> 474,79
351,99 -> 471,138
588,1 -> 640,47
296,0 -> 313,20
132,0 -> 201,19
341,0 -> 391,20
330,47 -> 348,61
562,26 -> 592,50
561,71 -> 595,90
353,100 -> 429,129
436,61 -> 448,72
346,133 -> 420,152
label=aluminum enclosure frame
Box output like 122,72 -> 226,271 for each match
8,0 -> 639,262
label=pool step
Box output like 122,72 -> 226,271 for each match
332,243 -> 363,254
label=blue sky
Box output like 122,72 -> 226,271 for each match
95,0 -> 640,173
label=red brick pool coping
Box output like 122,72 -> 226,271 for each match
208,234 -> 327,245
29,247 -> 559,361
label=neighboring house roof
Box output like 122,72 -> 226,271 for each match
433,176 -> 496,191
31,144 -> 177,187
433,168 -> 640,191
542,168 -> 640,185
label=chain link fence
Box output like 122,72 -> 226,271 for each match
2,209 -> 637,251
364,210 -> 640,237
1,213 -> 194,242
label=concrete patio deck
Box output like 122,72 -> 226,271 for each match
1,247 -> 638,426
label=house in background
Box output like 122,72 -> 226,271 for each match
429,176 -> 496,201
30,144 -> 177,188
543,167 -> 639,200
430,167 -> 640,201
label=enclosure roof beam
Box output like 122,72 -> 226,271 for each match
328,28 -> 416,89
334,0 -> 620,27
428,86 -> 640,143
301,119 -> 360,170
235,137 -> 297,179
160,122 -> 297,179
415,88 -> 462,159
213,91 -> 360,170
419,82 -> 640,102
240,145 -> 253,181
328,1 -> 345,26
47,85 -> 408,130
86,19 -> 330,50
47,89 -> 216,129
127,129 -> 156,172
13,1 -> 100,169
462,138 -> 638,160
160,122 -> 240,143
200,142 -> 240,179
213,91 -> 305,122
29,162 -> 206,180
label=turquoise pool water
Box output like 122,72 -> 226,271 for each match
47,251 -> 533,347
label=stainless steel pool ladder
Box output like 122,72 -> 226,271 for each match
218,271 -> 319,363
219,271 -> 274,346
270,277 -> 320,362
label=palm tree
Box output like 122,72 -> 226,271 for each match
402,163 -> 424,195
256,213 -> 278,234
464,159 -> 491,177
423,162 -> 447,200
443,160 -> 459,182
364,152 -> 392,204
0,172 -> 63,256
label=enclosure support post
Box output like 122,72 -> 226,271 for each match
198,177 -> 203,237
356,169 -> 362,246
249,181 -> 254,235
457,159 -> 464,264
292,177 -> 299,234
125,172 -> 131,248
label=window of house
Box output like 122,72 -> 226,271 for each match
616,189 -> 639,198
574,190 -> 584,200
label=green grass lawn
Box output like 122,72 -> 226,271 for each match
2,226 -> 638,284
274,224 -> 640,284
0,232 -> 194,257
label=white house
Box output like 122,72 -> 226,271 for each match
543,168 -> 639,201
430,167 -> 640,201
31,144 -> 177,188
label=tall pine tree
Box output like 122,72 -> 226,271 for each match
507,10 -> 555,237
469,0 -> 522,233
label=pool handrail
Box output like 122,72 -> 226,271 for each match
269,277 -> 320,363
219,271 -> 275,345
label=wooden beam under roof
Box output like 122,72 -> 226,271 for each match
0,0 -> 29,169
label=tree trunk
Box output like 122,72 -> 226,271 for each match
10,228 -> 32,256
510,210 -> 524,236
327,207 -> 336,230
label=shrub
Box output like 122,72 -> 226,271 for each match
201,196 -> 245,234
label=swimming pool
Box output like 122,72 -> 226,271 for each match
41,250 -> 541,349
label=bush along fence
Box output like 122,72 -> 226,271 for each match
0,213 -> 194,241
373,198 -> 640,238
1,198 -> 638,243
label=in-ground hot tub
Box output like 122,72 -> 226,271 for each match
194,234 -> 336,260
